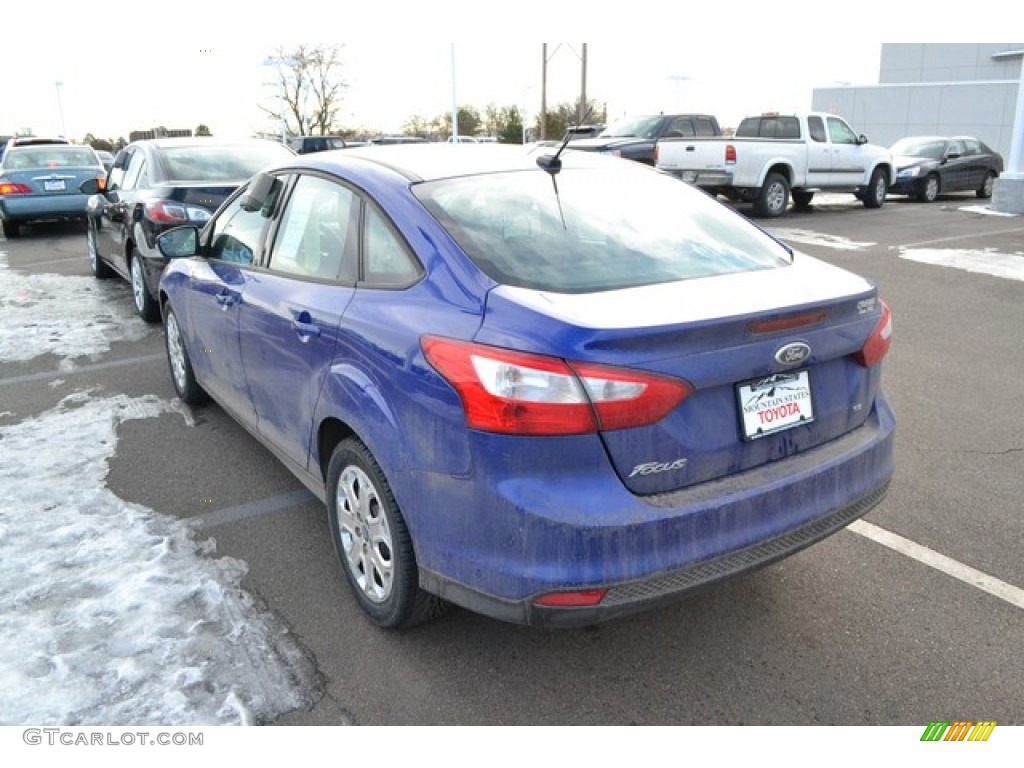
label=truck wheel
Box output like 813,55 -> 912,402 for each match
863,168 -> 887,209
792,190 -> 815,209
754,173 -> 790,218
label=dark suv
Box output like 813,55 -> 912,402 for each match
289,136 -> 348,154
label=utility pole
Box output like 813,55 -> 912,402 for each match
540,44 -> 548,142
580,44 -> 587,123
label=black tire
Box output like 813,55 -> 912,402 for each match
164,306 -> 209,405
87,222 -> 113,278
326,437 -> 449,629
863,168 -> 887,209
2,220 -> 20,239
977,171 -> 996,199
916,174 -> 940,203
129,249 -> 160,323
753,173 -> 790,218
791,190 -> 815,208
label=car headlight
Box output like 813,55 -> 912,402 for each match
897,167 -> 921,179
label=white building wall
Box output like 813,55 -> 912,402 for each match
812,44 -> 1023,159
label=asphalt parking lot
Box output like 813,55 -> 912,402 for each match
1,190 -> 1022,726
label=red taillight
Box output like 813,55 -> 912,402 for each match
145,199 -> 190,224
725,144 -> 737,164
421,336 -> 692,436
0,182 -> 32,195
533,589 -> 608,608
855,300 -> 892,367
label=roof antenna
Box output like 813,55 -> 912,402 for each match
536,104 -> 594,175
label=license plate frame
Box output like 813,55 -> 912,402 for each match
736,370 -> 814,441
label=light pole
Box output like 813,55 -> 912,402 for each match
666,75 -> 689,111
55,81 -> 66,138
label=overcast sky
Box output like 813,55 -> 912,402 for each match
2,4 -> 1001,140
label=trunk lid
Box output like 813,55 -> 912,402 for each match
478,254 -> 885,495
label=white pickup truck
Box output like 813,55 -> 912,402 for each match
655,112 -> 894,218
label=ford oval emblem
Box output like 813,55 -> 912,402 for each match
775,342 -> 811,366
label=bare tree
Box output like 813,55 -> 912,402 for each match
264,44 -> 348,137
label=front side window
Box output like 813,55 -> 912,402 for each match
208,181 -> 283,265
121,153 -> 146,190
827,118 -> 858,145
268,174 -> 356,280
415,165 -> 790,294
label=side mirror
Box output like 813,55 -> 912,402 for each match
945,151 -> 961,160
857,134 -> 869,145
239,171 -> 279,213
157,226 -> 200,259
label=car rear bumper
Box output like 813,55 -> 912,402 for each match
414,394 -> 896,627
0,194 -> 91,221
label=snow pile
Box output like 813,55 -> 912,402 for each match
0,393 -> 320,725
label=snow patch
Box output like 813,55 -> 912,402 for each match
0,252 -> 151,363
898,247 -> 1024,282
766,228 -> 875,251
0,393 -> 318,725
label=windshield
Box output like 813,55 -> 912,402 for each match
414,165 -> 791,293
890,138 -> 947,159
599,116 -> 662,139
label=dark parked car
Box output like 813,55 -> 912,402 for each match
83,136 -> 295,321
565,113 -> 722,165
154,144 -> 894,629
889,135 -> 1003,202
0,142 -> 105,238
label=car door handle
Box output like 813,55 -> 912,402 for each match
292,310 -> 321,339
292,320 -> 321,338
215,290 -> 237,308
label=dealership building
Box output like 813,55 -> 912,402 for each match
813,43 -> 1024,211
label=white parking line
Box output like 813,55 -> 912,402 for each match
848,520 -> 1024,611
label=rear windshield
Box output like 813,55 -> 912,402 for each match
161,143 -> 292,182
414,165 -> 791,293
3,146 -> 99,170
736,116 -> 801,139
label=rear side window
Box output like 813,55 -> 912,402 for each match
415,166 -> 790,293
807,117 -> 827,143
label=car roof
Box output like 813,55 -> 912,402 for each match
6,135 -> 70,147
314,143 -> 628,183
128,137 -> 291,150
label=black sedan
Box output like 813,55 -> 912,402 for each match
889,135 -> 1003,203
84,137 -> 295,321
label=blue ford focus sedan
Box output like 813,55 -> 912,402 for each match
156,144 -> 895,629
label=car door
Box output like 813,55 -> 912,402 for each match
237,172 -> 359,470
959,138 -> 988,191
183,189 -> 278,425
804,115 -> 833,188
93,148 -> 136,269
825,116 -> 866,187
941,138 -> 969,192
